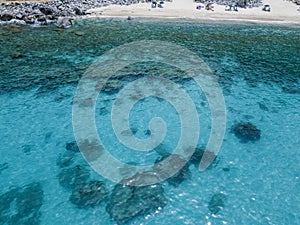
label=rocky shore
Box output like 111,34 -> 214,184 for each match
0,0 -> 163,26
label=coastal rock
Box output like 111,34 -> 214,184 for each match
74,7 -> 86,16
69,180 -> 109,208
0,0 -> 173,25
39,6 -> 55,15
0,13 -> 14,21
6,19 -> 26,25
22,15 -> 36,24
231,122 -> 261,142
208,193 -> 227,214
56,17 -> 72,29
106,182 -> 167,225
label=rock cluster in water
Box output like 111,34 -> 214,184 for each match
56,141 -> 168,223
0,0 -> 171,26
56,141 -> 110,209
55,139 -> 232,223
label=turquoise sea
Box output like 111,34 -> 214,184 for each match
0,19 -> 299,224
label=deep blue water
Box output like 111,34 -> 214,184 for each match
0,19 -> 299,225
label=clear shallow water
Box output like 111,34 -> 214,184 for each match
0,19 -> 300,225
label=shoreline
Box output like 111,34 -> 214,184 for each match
82,14 -> 300,26
1,0 -> 300,26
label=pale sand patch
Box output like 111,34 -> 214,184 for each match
88,0 -> 300,24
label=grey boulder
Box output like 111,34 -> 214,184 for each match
56,17 -> 72,29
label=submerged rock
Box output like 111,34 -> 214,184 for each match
231,122 -> 261,142
74,31 -> 85,36
15,183 -> 44,217
0,182 -> 43,225
258,102 -> 268,111
189,147 -> 205,166
100,79 -> 124,94
0,163 -> 8,174
106,182 -> 167,225
121,171 -> 161,186
222,167 -> 230,172
208,193 -> 227,214
66,141 -> 79,153
0,188 -> 18,222
77,139 -> 103,162
58,165 -> 90,190
189,147 -> 218,169
155,154 -> 190,187
56,151 -> 75,168
11,52 -> 25,59
69,181 -> 109,208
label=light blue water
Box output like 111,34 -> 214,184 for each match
0,19 -> 299,225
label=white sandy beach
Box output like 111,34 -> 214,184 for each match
88,0 -> 300,24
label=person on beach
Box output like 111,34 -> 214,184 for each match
225,5 -> 238,11
158,1 -> 164,8
151,1 -> 157,8
262,4 -> 271,12
196,5 -> 204,10
205,3 -> 214,11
